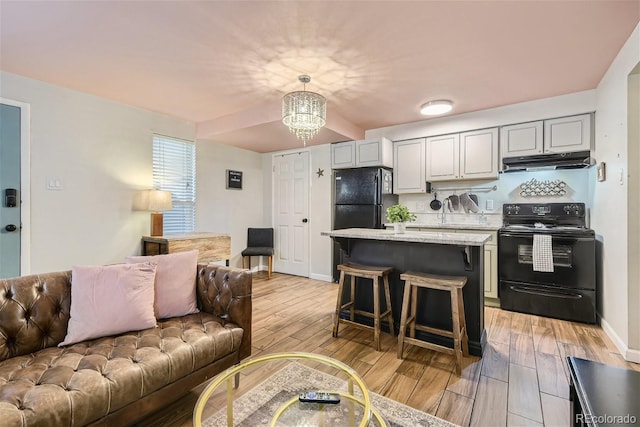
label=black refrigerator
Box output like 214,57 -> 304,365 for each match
332,167 -> 398,281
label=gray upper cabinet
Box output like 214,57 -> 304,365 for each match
355,137 -> 393,168
393,138 -> 426,193
544,114 -> 592,153
501,113 -> 592,160
500,121 -> 544,157
425,134 -> 459,181
331,141 -> 356,169
331,137 -> 392,169
459,128 -> 499,180
426,128 -> 498,181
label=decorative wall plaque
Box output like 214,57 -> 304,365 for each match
519,178 -> 567,197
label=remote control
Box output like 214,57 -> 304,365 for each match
298,391 -> 341,404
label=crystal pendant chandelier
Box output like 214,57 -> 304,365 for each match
282,75 -> 326,145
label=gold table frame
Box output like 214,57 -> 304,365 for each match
192,352 -> 387,427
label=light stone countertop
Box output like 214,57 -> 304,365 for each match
386,223 -> 502,231
321,228 -> 491,246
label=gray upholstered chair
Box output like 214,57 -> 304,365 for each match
241,228 -> 274,279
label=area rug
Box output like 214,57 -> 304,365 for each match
203,362 -> 458,427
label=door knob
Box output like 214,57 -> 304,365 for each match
302,218 -> 308,223
5,224 -> 17,232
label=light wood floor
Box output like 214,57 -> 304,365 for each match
138,272 -> 640,427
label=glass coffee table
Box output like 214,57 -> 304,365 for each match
193,352 -> 386,426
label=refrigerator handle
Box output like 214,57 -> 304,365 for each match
374,172 -> 380,205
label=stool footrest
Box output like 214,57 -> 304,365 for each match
347,309 -> 393,320
339,319 -> 376,332
401,337 -> 455,355
339,302 -> 354,311
413,324 -> 455,339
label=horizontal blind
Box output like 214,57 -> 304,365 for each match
152,135 -> 196,234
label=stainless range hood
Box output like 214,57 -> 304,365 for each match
502,150 -> 593,172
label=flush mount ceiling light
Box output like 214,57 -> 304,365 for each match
420,100 -> 453,116
282,75 -> 326,145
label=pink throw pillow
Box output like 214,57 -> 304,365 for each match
60,262 -> 157,346
125,250 -> 199,319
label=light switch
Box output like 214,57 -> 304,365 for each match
486,199 -> 494,210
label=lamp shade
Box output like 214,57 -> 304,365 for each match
146,190 -> 172,212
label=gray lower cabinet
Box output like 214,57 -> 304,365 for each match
449,229 -> 498,305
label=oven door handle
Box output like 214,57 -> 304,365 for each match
500,232 -> 594,241
509,285 -> 583,299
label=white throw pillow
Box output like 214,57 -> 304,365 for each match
125,250 -> 199,319
60,262 -> 157,346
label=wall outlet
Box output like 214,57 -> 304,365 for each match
486,199 -> 494,210
416,201 -> 426,212
46,177 -> 62,191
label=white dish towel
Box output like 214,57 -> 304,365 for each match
533,234 -> 554,272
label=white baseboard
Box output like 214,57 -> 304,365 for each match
627,348 -> 640,364
309,273 -> 333,282
599,316 -> 640,363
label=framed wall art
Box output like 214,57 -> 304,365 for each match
226,170 -> 243,189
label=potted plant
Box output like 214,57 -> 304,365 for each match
386,204 -> 416,234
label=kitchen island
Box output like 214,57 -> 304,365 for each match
321,228 -> 491,356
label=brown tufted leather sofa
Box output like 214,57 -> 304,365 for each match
0,264 -> 252,426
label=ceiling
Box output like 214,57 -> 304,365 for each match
1,1 -> 638,153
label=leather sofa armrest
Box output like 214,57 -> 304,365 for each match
196,265 -> 252,361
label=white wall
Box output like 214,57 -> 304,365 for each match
366,90 -> 597,226
308,144 -> 332,281
0,71 -> 265,275
399,168 -> 592,227
593,22 -> 640,361
301,92 -> 598,281
365,90 -> 596,142
628,69 -> 639,352
366,90 -> 597,227
195,141 -> 264,268
0,71 -> 195,273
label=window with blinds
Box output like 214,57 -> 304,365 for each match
152,135 -> 196,234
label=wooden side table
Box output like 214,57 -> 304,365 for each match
141,233 -> 231,266
567,356 -> 640,426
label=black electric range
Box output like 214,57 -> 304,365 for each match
498,202 -> 596,323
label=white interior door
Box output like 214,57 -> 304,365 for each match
273,152 -> 309,277
0,103 -> 22,278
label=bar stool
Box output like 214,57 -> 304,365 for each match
333,262 -> 395,351
397,271 -> 469,375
